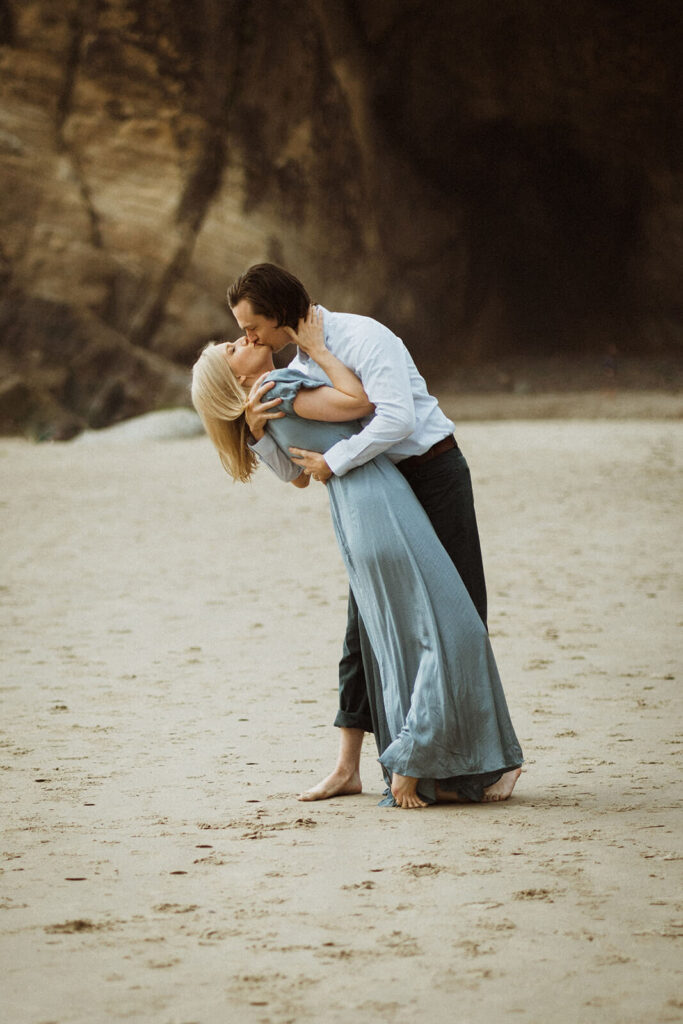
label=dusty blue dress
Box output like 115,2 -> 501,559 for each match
265,369 -> 523,804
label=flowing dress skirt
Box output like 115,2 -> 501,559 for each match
266,370 -> 523,804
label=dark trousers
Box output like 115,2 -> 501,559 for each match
334,443 -> 488,731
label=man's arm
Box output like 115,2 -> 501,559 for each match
321,323 -> 416,477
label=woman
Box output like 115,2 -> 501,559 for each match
192,309 -> 523,808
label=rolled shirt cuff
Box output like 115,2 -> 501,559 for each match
323,440 -> 353,477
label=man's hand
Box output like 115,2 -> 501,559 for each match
289,448 -> 333,483
245,372 -> 284,440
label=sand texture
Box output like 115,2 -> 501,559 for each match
1,418 -> 681,1023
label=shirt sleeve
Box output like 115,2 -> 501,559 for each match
322,325 -> 416,477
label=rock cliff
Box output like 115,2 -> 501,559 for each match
0,0 -> 680,436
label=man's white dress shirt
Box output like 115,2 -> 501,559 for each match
251,306 -> 455,481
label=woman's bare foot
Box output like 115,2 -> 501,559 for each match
297,767 -> 362,801
391,773 -> 428,809
482,766 -> 522,802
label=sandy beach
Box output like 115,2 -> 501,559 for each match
1,412 -> 681,1024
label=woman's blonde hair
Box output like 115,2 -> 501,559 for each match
191,342 -> 259,482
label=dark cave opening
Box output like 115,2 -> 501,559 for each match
453,121 -> 646,354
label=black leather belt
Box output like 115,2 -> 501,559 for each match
399,435 -> 456,471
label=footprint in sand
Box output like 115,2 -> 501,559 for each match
513,888 -> 557,902
240,817 -> 317,840
402,862 -> 443,877
153,903 -> 198,914
45,919 -> 114,933
525,658 -> 552,670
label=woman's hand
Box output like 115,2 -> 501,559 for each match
284,306 -> 326,361
244,372 -> 284,440
286,305 -> 373,421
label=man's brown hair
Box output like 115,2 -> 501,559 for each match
227,263 -> 311,328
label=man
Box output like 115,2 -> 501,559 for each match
227,264 -> 510,802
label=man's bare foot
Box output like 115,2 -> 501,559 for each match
482,766 -> 522,802
297,767 -> 362,802
391,773 -> 428,809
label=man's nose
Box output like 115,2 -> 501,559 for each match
245,329 -> 257,342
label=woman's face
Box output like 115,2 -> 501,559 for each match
222,337 -> 274,384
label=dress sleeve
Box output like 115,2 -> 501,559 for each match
265,369 -> 324,414
247,370 -> 324,483
248,431 -> 300,482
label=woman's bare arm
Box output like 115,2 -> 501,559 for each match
292,385 -> 373,422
